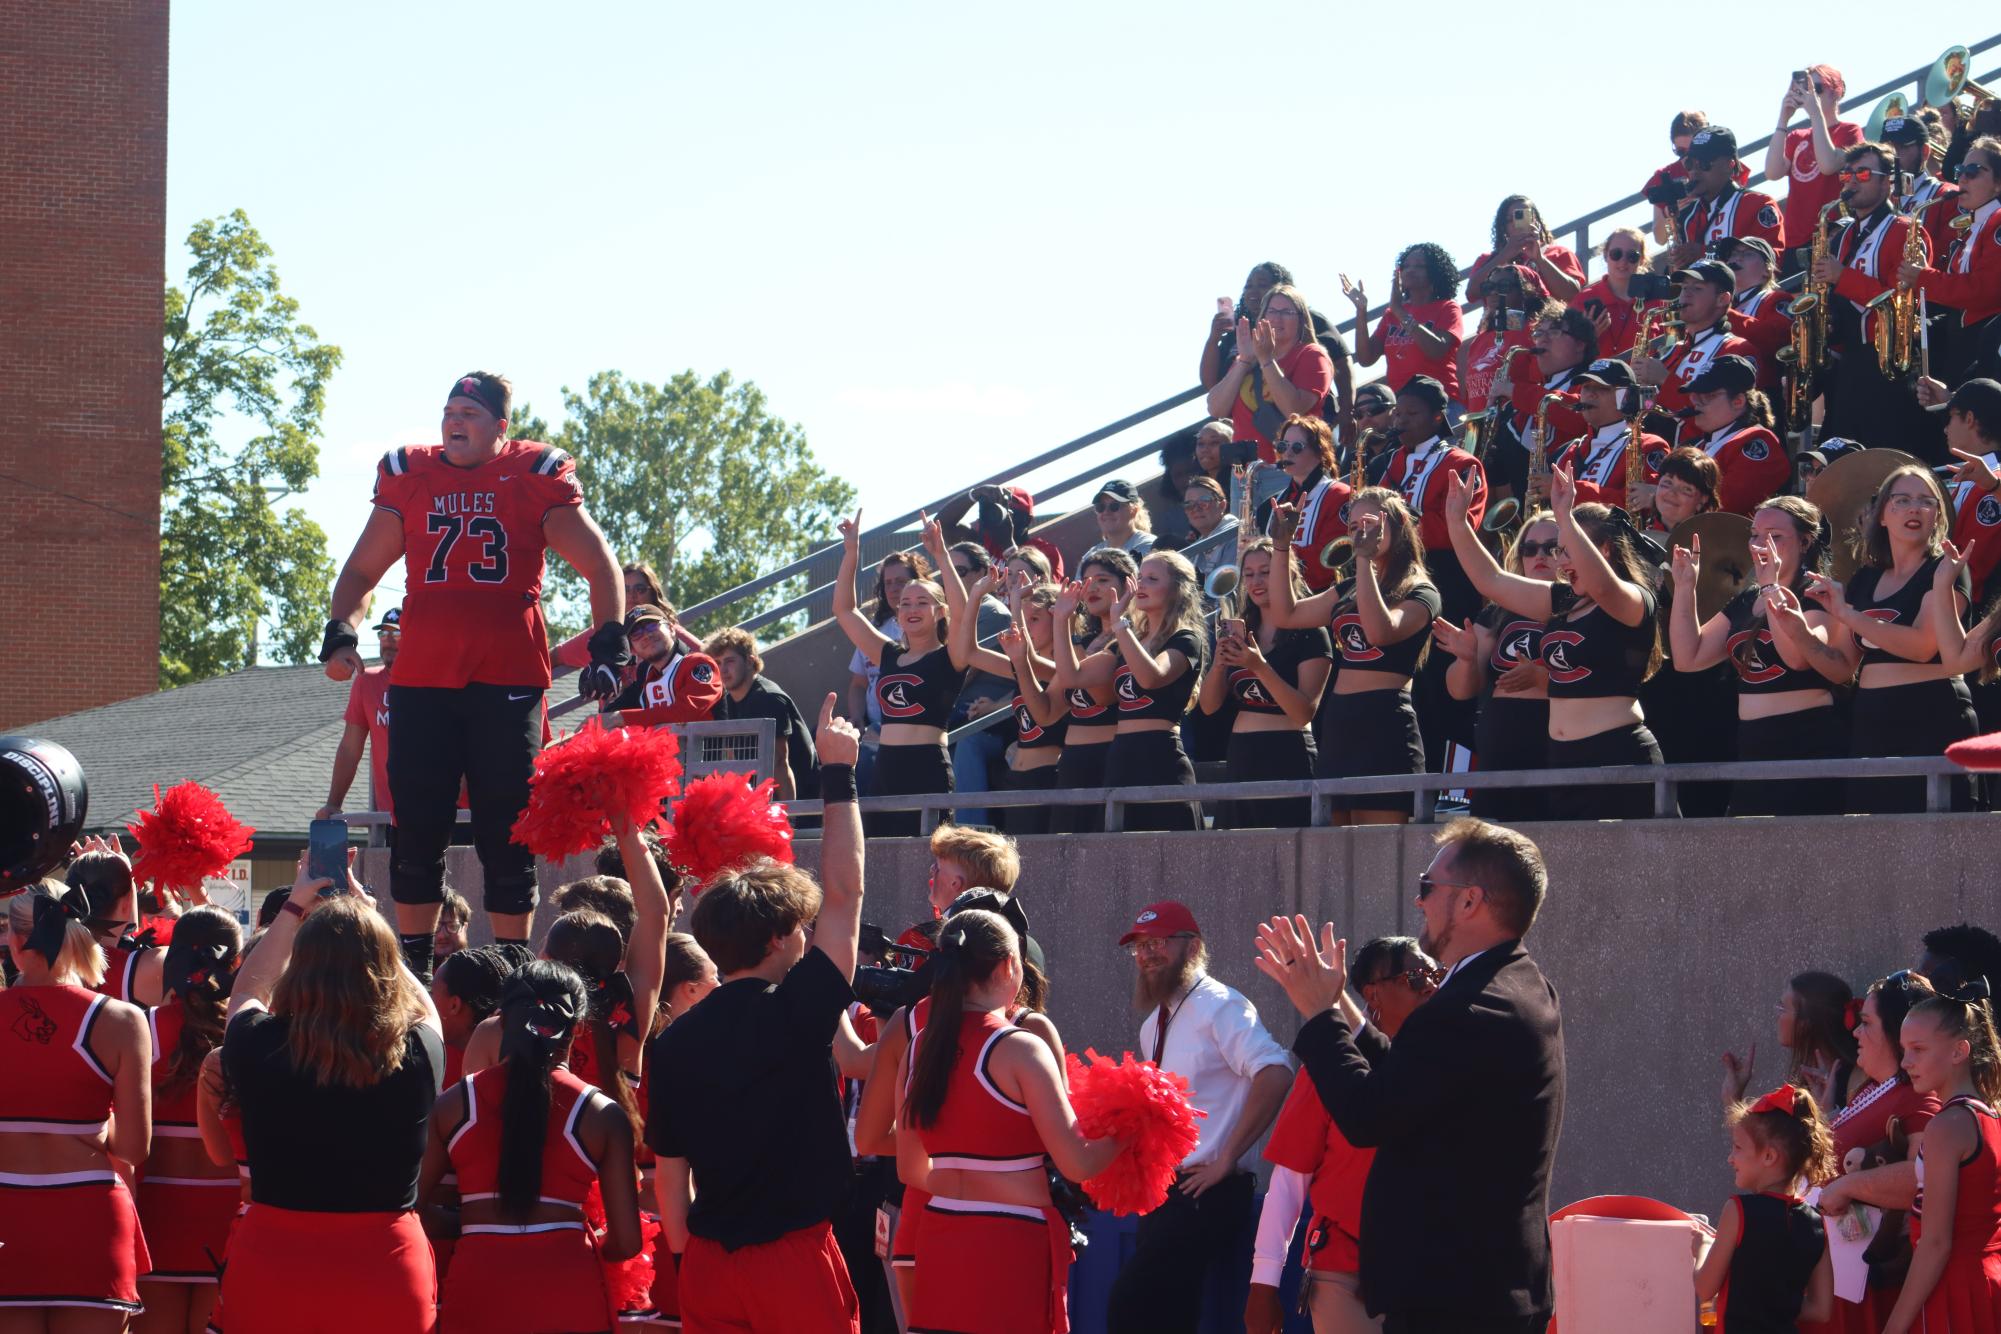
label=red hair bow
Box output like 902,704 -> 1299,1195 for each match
1843,998 -> 1865,1031
1751,1084 -> 1804,1117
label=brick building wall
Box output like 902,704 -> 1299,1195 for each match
0,3 -> 170,728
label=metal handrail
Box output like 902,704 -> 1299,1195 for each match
775,754 -> 1974,834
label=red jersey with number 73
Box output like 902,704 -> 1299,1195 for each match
372,440 -> 583,689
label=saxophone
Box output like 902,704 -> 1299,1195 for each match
1625,405 -> 1650,524
1781,199 -> 1847,419
1867,214 -> 1931,376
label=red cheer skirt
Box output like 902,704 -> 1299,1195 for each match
440,1221 -> 613,1333
1920,1243 -> 2001,1334
221,1203 -> 435,1333
138,1173 -> 242,1282
908,1195 -> 1072,1334
0,1169 -> 149,1313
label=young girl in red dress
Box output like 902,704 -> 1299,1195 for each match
897,910 -> 1122,1334
1881,986 -> 2001,1334
1696,1084 -> 1837,1332
136,907 -> 243,1334
421,961 -> 643,1334
0,880 -> 155,1329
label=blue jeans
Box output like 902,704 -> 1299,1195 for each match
950,725 -> 1007,826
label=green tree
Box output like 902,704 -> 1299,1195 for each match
161,210 -> 342,685
542,370 -> 853,635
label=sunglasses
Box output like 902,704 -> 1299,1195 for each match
1517,539 -> 1560,557
1604,247 -> 1641,262
1959,162 -> 1993,181
1094,499 -> 1129,513
1365,966 -> 1442,991
1838,167 -> 1889,184
1280,439 -> 1314,455
1416,872 -> 1480,901
1359,400 -> 1393,415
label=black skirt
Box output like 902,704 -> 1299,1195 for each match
1546,724 -> 1666,821
1470,694 -> 1550,823
1052,740 -> 1112,834
995,765 -> 1059,837
1103,730 -> 1200,832
1848,678 -> 1977,814
1730,704 -> 1842,817
1315,688 -> 1425,816
865,742 -> 953,838
1223,729 -> 1315,829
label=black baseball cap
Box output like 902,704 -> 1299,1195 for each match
1685,354 -> 1757,397
1396,375 -> 1449,412
1881,116 -> 1928,148
1686,125 -> 1738,161
1095,479 -> 1141,505
373,606 -> 402,632
1356,382 -> 1395,411
1673,259 -> 1736,292
1713,236 -> 1777,268
1927,378 -> 2001,438
1574,358 -> 1637,390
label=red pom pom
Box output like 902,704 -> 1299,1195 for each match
584,1181 -> 659,1313
1064,1048 -> 1206,1216
1948,730 -> 2001,772
126,782 -> 255,895
664,772 -> 795,893
511,720 -> 683,859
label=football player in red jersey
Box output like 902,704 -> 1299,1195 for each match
321,371 -> 625,975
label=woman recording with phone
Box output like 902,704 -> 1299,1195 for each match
1047,547 -> 1136,833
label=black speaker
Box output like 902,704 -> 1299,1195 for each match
0,737 -> 88,898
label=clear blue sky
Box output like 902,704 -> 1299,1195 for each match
165,4 -> 1982,649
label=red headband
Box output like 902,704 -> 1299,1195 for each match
1751,1084 -> 1805,1117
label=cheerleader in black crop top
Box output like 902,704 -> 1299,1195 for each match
1199,539 -> 1333,829
1433,513 -> 1560,824
1669,500 -> 1848,816
1267,488 -> 1437,823
1050,553 -> 1137,834
1058,550 -> 1209,832
1811,467 -> 1978,813
835,513 -> 966,836
1443,464 -> 1667,821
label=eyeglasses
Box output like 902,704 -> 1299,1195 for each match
1182,497 -> 1221,510
1517,539 -> 1560,557
1264,306 -> 1300,321
951,564 -> 976,579
1958,162 -> 1993,181
1886,493 -> 1941,511
1094,499 -> 1129,513
1604,247 -> 1641,262
1416,872 -> 1481,901
1124,932 -> 1195,957
1838,167 -> 1889,184
1279,439 -> 1314,454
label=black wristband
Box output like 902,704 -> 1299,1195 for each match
820,764 -> 858,805
318,619 -> 359,663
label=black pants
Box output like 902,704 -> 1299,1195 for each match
864,741 -> 952,838
387,683 -> 543,915
1223,728 -> 1314,829
1104,1171 -> 1254,1334
1316,688 -> 1425,815
833,1158 -> 898,1334
1381,1311 -> 1548,1334
1052,739 -> 1111,833
1821,346 -> 1935,462
1103,730 -> 1200,832
1731,704 -> 1842,816
1414,549 -> 1480,770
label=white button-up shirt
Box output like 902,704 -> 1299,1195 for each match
1138,972 -> 1291,1169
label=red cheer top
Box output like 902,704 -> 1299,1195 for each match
1910,1096 -> 2001,1269
0,984 -> 116,1136
910,1009 -> 1046,1173
448,1065 -> 602,1209
1262,1066 -> 1369,1273
1375,299 -> 1465,401
147,1000 -> 202,1135
372,439 -> 584,690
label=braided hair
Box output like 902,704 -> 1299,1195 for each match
495,961 -> 590,1218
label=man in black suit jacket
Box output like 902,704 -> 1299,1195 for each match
1254,818 -> 1565,1334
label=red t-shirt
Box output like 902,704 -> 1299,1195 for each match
1263,1067 -> 1370,1273
1231,341 -> 1336,460
1463,326 -> 1537,410
1780,122 -> 1865,248
1376,299 -> 1464,401
343,665 -> 393,816
1572,279 -> 1665,358
372,440 -> 584,689
1468,244 -> 1586,294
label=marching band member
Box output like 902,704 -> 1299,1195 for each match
1206,282 -> 1335,463
1049,548 -> 1136,833
1808,463 -> 1976,813
0,882 -> 153,1322
1887,115 -> 1963,257
1715,237 -> 1794,419
1811,142 -> 1935,454
1254,414 -> 1352,593
1465,195 -> 1587,304
1672,356 -> 1791,514
1642,111 -> 1723,245
1488,308 -> 1596,507
1446,466 -> 1668,820
1269,489 -> 1439,825
1460,263 -> 1546,412
1576,227 -> 1659,357
1199,538 -> 1332,830
1670,498 -> 1849,816
1764,65 -> 1862,254
1551,359 -> 1671,513
1939,379 -> 2001,606
1903,135 -> 2001,385
1634,260 -> 1762,419
608,605 -> 724,729
1673,126 -> 1786,265
1350,383 -> 1397,485
1379,376 -> 1486,619
1432,513 -> 1559,823
1345,243 -> 1465,403
834,506 -> 967,837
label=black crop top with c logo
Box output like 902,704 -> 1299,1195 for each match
1111,629 -> 1207,723
1329,581 -> 1441,679
1476,602 -> 1545,695
1722,585 -> 1828,695
1540,582 -> 1657,699
1848,554 -> 1968,669
874,645 -> 967,729
1229,626 -> 1332,716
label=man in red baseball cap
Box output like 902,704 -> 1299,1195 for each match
1107,901 -> 1292,1334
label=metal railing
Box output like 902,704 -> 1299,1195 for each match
776,754 -> 1975,835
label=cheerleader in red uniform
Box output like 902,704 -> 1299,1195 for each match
66,836 -> 167,1008
420,962 -> 642,1334
1879,986 -> 2001,1333
0,880 -> 155,1328
898,910 -> 1123,1334
1695,1084 -> 1836,1331
137,908 -> 243,1334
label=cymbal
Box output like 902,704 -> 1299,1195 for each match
1808,449 -> 1920,582
1667,512 -> 1754,621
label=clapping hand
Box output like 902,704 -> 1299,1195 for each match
1234,316 -> 1259,366
1253,915 -> 1349,1019
998,625 -> 1027,660
1431,616 -> 1478,661
1250,318 -> 1281,362
1340,274 -> 1367,310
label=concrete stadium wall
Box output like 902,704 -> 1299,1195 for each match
0,3 -> 169,727
384,812 -> 1998,1215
